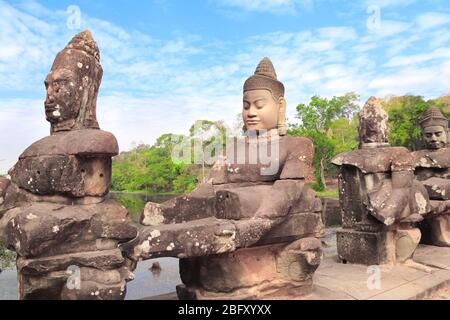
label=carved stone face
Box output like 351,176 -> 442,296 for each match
243,89 -> 280,132
423,125 -> 447,149
44,68 -> 80,124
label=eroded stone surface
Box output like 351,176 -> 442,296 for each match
176,238 -> 321,300
333,97 -> 429,266
0,30 -> 137,300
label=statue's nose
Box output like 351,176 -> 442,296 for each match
248,106 -> 258,117
45,93 -> 55,104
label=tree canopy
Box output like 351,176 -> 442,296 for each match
289,92 -> 360,191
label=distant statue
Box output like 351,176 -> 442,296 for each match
412,107 -> 450,246
332,97 -> 431,266
358,96 -> 389,148
0,31 -> 136,300
125,57 -> 324,300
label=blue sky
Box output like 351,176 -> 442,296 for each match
1,0 -> 450,173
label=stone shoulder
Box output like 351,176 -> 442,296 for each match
332,146 -> 411,173
19,129 -> 119,158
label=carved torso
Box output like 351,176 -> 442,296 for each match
412,148 -> 450,181
208,135 -> 314,185
8,129 -> 118,198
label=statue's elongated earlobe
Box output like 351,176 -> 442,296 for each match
278,97 -> 287,136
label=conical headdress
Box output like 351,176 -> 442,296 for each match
420,107 -> 448,129
243,57 -> 285,100
66,30 -> 100,62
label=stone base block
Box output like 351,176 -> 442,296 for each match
337,227 -> 421,265
176,279 -> 314,300
19,265 -> 132,300
337,229 -> 388,265
177,237 -> 322,300
420,215 -> 450,247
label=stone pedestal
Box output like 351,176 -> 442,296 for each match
337,227 -> 421,265
420,215 -> 450,247
1,200 -> 137,300
176,237 -> 322,300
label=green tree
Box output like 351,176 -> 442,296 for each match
189,120 -> 227,182
0,243 -> 16,272
381,95 -> 449,150
290,92 -> 360,190
295,92 -> 359,131
111,136 -> 197,193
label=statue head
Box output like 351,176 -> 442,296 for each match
242,57 -> 286,136
44,30 -> 103,134
358,96 -> 389,148
420,107 -> 448,149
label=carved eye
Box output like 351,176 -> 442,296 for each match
255,100 -> 265,109
243,102 -> 250,110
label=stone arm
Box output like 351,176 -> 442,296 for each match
368,154 -> 431,225
140,182 -> 216,226
418,177 -> 450,215
280,136 -> 314,181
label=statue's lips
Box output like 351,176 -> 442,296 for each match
246,120 -> 261,125
429,143 -> 441,148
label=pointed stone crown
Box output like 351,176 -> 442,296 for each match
254,57 -> 278,79
66,30 -> 100,62
243,57 -> 285,100
420,107 -> 448,129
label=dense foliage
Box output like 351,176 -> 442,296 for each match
380,95 -> 450,150
289,92 -> 360,191
111,120 -> 228,193
111,141 -> 198,193
0,243 -> 16,272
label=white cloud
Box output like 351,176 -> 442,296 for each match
368,63 -> 450,96
365,0 -> 417,8
416,12 -> 450,30
0,98 -> 48,173
384,48 -> 450,67
216,0 -> 313,14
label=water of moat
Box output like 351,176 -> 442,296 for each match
0,192 -> 339,300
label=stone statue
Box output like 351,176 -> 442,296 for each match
412,107 -> 450,246
124,58 -> 324,299
0,30 -> 137,300
332,97 -> 431,266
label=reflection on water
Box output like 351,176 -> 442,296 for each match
0,192 -> 182,300
126,258 -> 180,300
0,267 -> 18,300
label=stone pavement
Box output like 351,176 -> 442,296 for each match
308,245 -> 450,300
